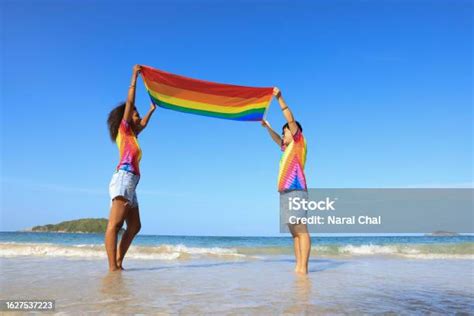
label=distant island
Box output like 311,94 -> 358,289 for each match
28,218 -> 114,233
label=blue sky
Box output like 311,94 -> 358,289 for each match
1,0 -> 472,235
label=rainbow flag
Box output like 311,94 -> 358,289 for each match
140,66 -> 274,121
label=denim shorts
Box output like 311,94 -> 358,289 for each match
109,169 -> 140,208
280,190 -> 308,230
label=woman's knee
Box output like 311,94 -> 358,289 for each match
296,232 -> 310,242
106,219 -> 124,233
134,222 -> 142,235
107,197 -> 129,231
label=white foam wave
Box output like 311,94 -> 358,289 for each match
1,242 -> 472,260
338,244 -> 400,255
0,243 -> 245,260
313,244 -> 474,259
399,253 -> 474,260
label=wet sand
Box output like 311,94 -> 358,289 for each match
1,256 -> 473,314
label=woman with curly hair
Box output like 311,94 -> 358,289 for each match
105,64 -> 157,271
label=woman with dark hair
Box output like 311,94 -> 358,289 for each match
262,87 -> 311,274
105,64 -> 157,271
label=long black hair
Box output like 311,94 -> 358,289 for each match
107,102 -> 126,142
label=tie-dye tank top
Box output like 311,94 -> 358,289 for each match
115,119 -> 142,175
278,129 -> 307,192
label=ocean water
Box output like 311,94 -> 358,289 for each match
1,232 -> 473,314
0,232 -> 473,260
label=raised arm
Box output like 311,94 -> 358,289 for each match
273,87 -> 298,135
123,64 -> 142,122
136,103 -> 157,135
261,119 -> 282,147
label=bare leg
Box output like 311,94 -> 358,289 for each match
289,224 -> 302,273
291,224 -> 310,274
297,232 -> 311,274
105,197 -> 128,272
293,235 -> 301,272
116,205 -> 141,269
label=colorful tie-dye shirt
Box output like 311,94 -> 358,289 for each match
278,129 -> 307,192
115,119 -> 142,175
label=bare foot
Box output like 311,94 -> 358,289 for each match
294,263 -> 302,273
116,260 -> 125,270
295,266 -> 308,274
109,266 -> 122,272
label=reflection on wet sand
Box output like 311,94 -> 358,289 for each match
100,271 -> 132,308
285,274 -> 314,314
294,274 -> 312,302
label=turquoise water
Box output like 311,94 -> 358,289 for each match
1,231 -> 473,246
1,232 -> 473,259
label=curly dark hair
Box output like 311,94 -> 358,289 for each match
107,102 -> 126,142
282,121 -> 303,133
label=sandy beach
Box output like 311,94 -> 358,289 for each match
1,256 -> 473,314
